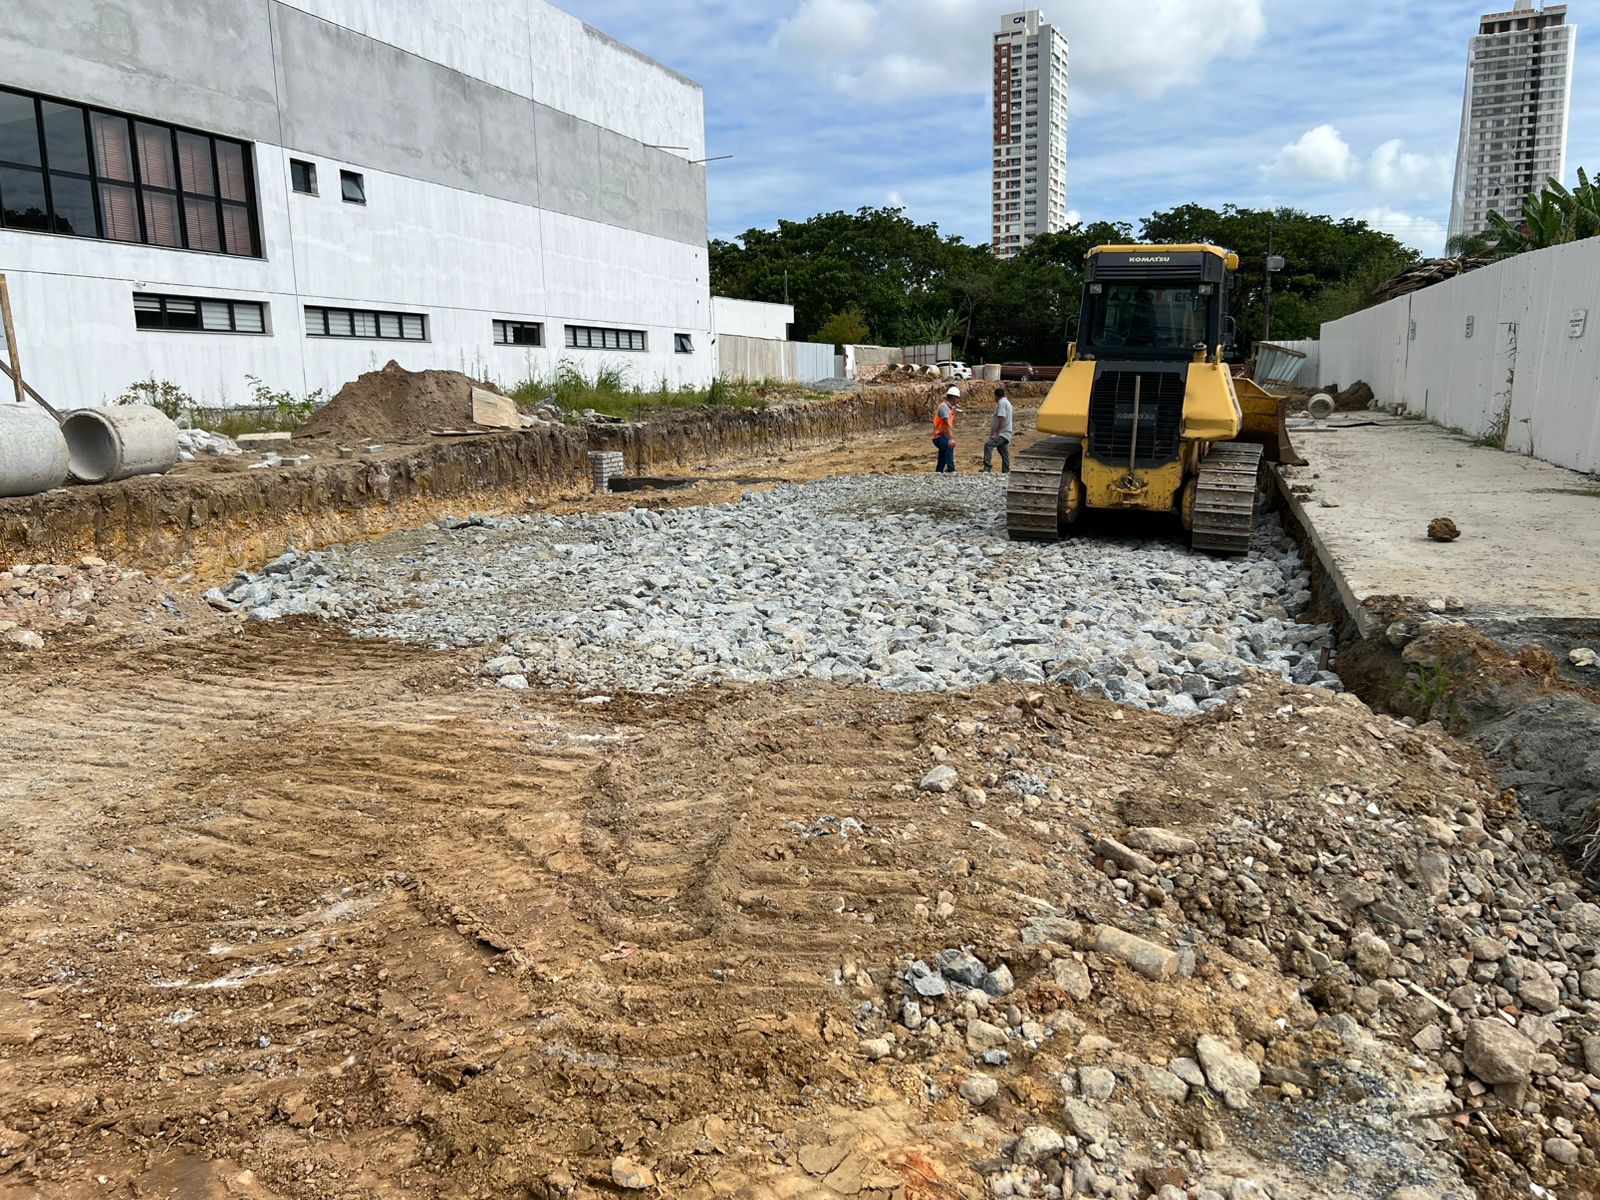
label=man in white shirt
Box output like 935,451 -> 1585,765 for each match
983,387 -> 1014,473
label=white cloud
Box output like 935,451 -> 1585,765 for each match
773,0 -> 1266,102
1263,124 -> 1356,183
1064,209 -> 1084,227
1351,207 -> 1447,258
1262,126 -> 1454,203
1366,138 -> 1452,199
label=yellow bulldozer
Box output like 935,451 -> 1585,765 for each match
1005,243 -> 1304,554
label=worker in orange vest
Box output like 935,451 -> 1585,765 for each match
933,386 -> 958,473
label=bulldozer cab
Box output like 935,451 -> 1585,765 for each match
1078,246 -> 1232,363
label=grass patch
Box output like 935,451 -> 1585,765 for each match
505,358 -> 829,420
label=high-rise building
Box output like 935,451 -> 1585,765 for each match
991,10 -> 1069,259
1447,1 -> 1577,244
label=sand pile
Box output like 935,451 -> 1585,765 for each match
295,361 -> 508,443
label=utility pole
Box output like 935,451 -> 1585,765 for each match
1263,218 -> 1284,344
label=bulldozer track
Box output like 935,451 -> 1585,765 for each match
1005,435 -> 1080,540
1191,440 -> 1265,555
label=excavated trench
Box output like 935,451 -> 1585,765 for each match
1271,471 -> 1600,883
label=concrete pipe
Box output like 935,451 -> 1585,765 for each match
0,404 -> 70,498
62,405 -> 180,484
980,363 -> 1002,382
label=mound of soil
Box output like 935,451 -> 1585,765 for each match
1333,380 -> 1375,411
295,361 -> 506,443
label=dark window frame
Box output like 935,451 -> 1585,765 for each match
305,305 -> 427,341
493,319 -> 543,347
0,83 -> 261,257
339,169 -> 365,205
133,292 -> 269,334
564,324 -> 647,352
674,333 -> 694,354
290,158 -> 318,195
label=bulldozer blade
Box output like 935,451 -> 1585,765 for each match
1233,376 -> 1308,466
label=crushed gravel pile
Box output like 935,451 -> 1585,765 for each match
216,473 -> 1337,708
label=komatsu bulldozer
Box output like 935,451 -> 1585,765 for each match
1005,244 -> 1304,554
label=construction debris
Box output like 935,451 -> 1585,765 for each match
1429,516 -> 1463,542
1375,257 -> 1494,303
294,360 -> 517,443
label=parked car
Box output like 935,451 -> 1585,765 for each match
934,360 -> 973,380
1000,361 -> 1035,380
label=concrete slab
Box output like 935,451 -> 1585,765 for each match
1278,417 -> 1600,635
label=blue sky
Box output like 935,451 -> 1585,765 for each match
567,1 -> 1600,257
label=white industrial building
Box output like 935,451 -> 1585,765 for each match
991,9 -> 1070,259
1447,0 -> 1577,244
0,0 -> 715,410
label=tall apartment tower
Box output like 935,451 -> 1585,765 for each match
1447,1 -> 1577,244
991,10 -> 1069,259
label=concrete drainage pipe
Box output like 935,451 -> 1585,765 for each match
0,404 -> 70,497
62,405 -> 180,483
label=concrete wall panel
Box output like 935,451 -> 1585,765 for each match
1,0 -> 279,142
1320,241 -> 1600,475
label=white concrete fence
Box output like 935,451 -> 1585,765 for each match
715,335 -> 835,384
1319,239 -> 1600,474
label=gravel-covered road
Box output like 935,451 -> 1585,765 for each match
221,472 -> 1336,710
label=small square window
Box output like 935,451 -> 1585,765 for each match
674,333 -> 694,354
340,170 -> 365,204
291,159 -> 317,195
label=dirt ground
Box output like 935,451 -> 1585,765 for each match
4,415 -> 1597,1200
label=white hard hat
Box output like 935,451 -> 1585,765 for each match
945,386 -> 960,397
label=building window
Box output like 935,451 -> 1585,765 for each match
0,85 -> 259,255
340,170 -> 365,204
291,159 -> 317,195
565,324 -> 646,352
493,319 -> 543,346
305,305 -> 426,340
674,333 -> 694,354
134,293 -> 267,334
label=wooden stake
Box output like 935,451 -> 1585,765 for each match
0,274 -> 24,408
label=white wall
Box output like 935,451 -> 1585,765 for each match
716,335 -> 834,383
2,141 -> 712,408
1320,240 -> 1600,474
712,297 -> 794,341
0,0 -> 714,408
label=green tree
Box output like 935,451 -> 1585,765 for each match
1481,167 -> 1600,255
1139,204 -> 1417,348
814,310 -> 870,349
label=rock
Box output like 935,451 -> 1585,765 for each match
983,964 -> 1015,997
1012,1125 -> 1065,1164
1094,836 -> 1159,876
1511,959 -> 1560,1014
1194,1035 -> 1260,1097
1122,827 -> 1199,856
941,949 -> 988,988
1468,936 -> 1507,962
483,654 -> 526,677
1350,931 -> 1394,977
920,765 -> 958,793
497,674 -> 530,690
1060,1097 -> 1109,1145
959,1074 -> 1000,1107
966,1019 -> 1009,1052
1169,1057 -> 1206,1089
1077,1065 -> 1116,1101
1427,517 -> 1460,542
1545,1137 -> 1580,1165
1095,925 -> 1179,982
1411,1024 -> 1444,1053
1570,647 -> 1598,669
1463,1019 -> 1535,1085
1583,1035 -> 1600,1077
2,629 -> 44,651
906,961 -> 948,998
611,1157 -> 656,1190
1143,1064 -> 1189,1103
1050,958 -> 1093,1001
860,1037 -> 892,1061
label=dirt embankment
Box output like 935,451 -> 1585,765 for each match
0,377 -> 1037,581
